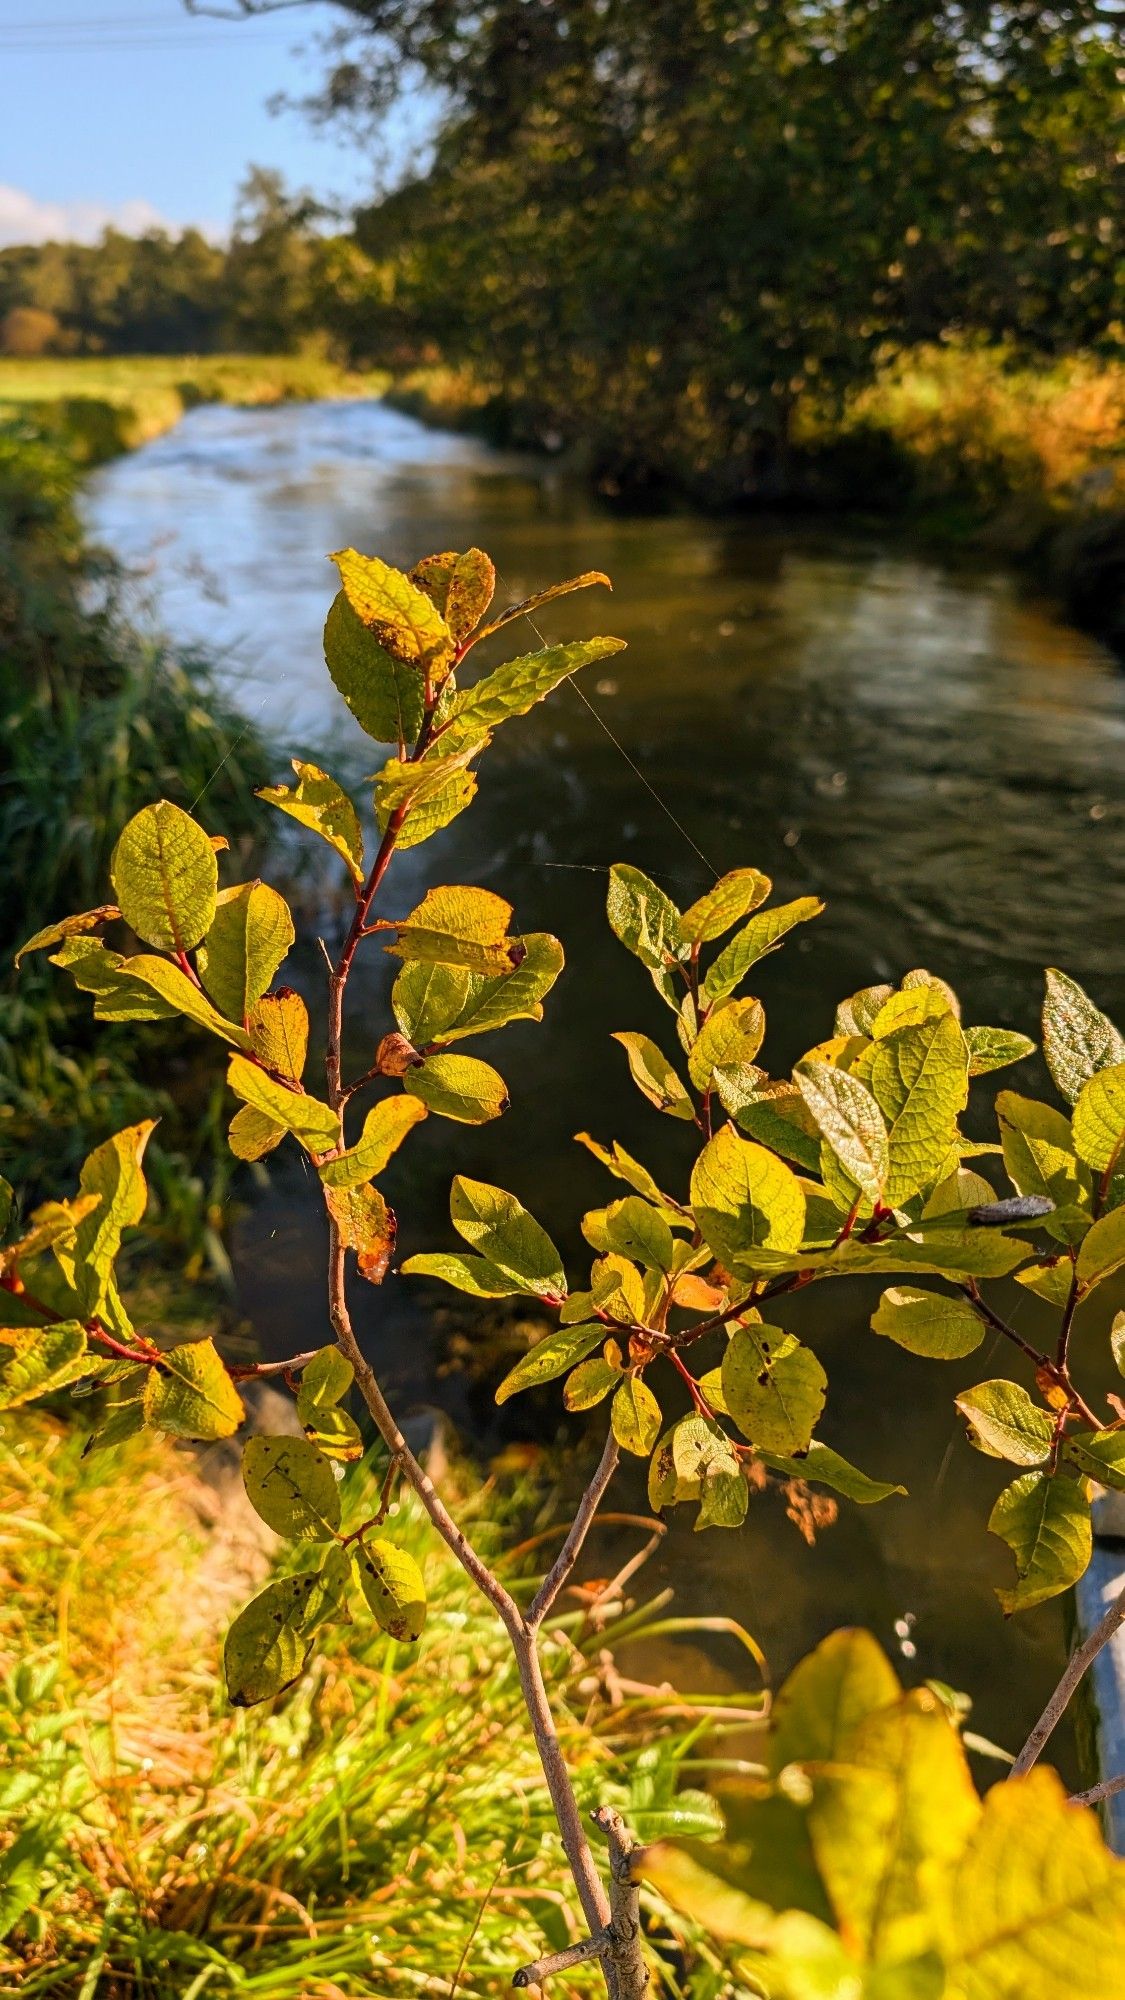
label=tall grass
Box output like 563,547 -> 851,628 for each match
0,1418 -> 752,1999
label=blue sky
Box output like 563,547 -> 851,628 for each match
0,2 -> 427,245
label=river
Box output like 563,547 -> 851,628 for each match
86,394 -> 1125,1767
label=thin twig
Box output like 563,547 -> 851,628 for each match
227,1348 -> 322,1381
1069,1771 -> 1125,1808
1009,1575 -> 1125,1779
513,1931 -> 610,1987
527,1431 -> 620,1628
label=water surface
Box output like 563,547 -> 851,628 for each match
87,398 -> 1125,1763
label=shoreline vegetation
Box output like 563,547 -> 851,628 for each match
1,1414 -> 739,1996
385,344 -> 1125,656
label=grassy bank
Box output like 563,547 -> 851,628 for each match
0,409 -> 273,1255
0,1416 -> 744,1998
388,345 -> 1125,652
0,354 -> 390,466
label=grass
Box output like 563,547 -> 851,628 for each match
0,354 -> 391,466
0,1417 -> 753,1999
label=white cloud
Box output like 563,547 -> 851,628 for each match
0,184 -> 181,249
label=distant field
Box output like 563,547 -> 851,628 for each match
0,352 -> 390,462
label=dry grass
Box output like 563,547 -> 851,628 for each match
0,1417 -> 751,1999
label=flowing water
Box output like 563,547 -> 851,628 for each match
87,396 -> 1125,1763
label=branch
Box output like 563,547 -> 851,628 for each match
1009,1575 -> 1125,1779
1070,1771 -> 1125,1809
513,1931 -> 610,1987
526,1430 -> 620,1628
591,1807 -> 648,2000
227,1347 -> 322,1380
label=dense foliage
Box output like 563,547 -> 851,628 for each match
305,0 -> 1125,484
5,535 -> 1125,1988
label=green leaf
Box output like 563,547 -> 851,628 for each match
323,588 -> 425,745
869,1014 -> 970,1209
228,1105 -> 285,1161
114,955 -> 251,1049
574,1133 -> 685,1215
372,751 -> 480,848
225,1563 -> 348,1705
611,1374 -> 662,1455
1072,1062 -> 1125,1174
869,982 -> 956,1038
722,1323 -> 827,1455
1063,1428 -> 1125,1493
795,1058 -> 889,1205
144,1337 -> 244,1441
941,1765 -> 1125,1999
197,881 -> 294,1023
965,1026 -> 1036,1077
1042,968 -> 1125,1107
249,989 -> 309,1081
227,1055 -> 341,1154
823,1229 -> 1031,1280
323,1181 -> 396,1284
1076,1207 -> 1125,1291
495,1324 -> 605,1404
954,1381 -> 1053,1465
704,898 -> 824,1004
835,984 -> 894,1037
410,546 -> 495,640
728,1080 -> 823,1175
1015,1257 -> 1074,1308
110,801 -> 217,953
612,1032 -> 695,1120
988,1471 -> 1091,1613
681,869 -> 772,946
606,863 -> 686,1007
318,1098 -> 427,1190
296,1346 -> 353,1415
691,1126 -> 806,1272
769,1627 -> 902,1774
449,1176 -> 565,1297
401,1251 -> 524,1297
997,1090 -> 1092,1246
870,1286 -> 984,1360
331,547 -> 453,677
67,1120 -> 155,1318
15,905 -> 120,968
353,1537 -> 427,1641
688,998 -> 766,1093
590,1253 -> 647,1326
257,762 -> 365,887
383,884 -> 519,975
0,1323 -> 89,1409
403,1053 -> 509,1123
242,1435 -> 342,1541
49,935 -> 178,1023
564,1357 -> 621,1410
394,934 -> 563,1046
648,1415 -> 747,1529
1113,1312 -> 1125,1377
472,569 -> 611,646
436,636 -> 626,755
582,1196 -> 675,1271
761,1440 -> 906,1506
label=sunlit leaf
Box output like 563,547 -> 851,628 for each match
144,1337 -> 244,1441
197,881 -> 294,1023
258,762 -> 365,887
691,1126 -> 806,1271
703,898 -> 824,1004
397,933 -> 564,1045
564,1356 -> 621,1409
403,1053 -> 509,1123
606,863 -> 686,1007
225,1558 -> 349,1706
611,1374 -> 662,1455
323,1180 -> 396,1284
0,1322 -> 89,1409
723,1323 -> 826,1455
15,905 -> 120,968
582,1196 -> 675,1271
795,1058 -> 888,1206
331,547 -> 454,677
68,1121 -> 156,1318
227,1055 -> 341,1154
436,636 -> 626,754
761,1441 -> 907,1506
1076,1206 -> 1125,1291
997,1090 -> 1092,1245
472,568 -> 611,645
228,1105 -> 285,1161
955,1380 -> 1053,1464
110,800 -> 217,953
1042,968 -> 1125,1107
410,545 -> 495,640
323,588 -> 425,745
871,1286 -> 984,1360
319,1098 -> 426,1190
965,1025 -> 1036,1077
353,1537 -> 427,1641
868,1013 -> 970,1209
689,998 -> 766,1093
248,988 -> 309,1081
495,1324 -> 606,1404
448,1176 -> 565,1297
988,1470 -> 1091,1613
681,869 -> 772,946
401,1250 -> 524,1297
612,1031 -> 696,1120
1072,1062 -> 1125,1174
242,1434 -> 342,1541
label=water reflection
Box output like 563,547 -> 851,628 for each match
87,397 -> 1125,1767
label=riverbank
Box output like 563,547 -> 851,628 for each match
386,345 -> 1125,654
0,1412 -> 737,1997
0,353 -> 390,467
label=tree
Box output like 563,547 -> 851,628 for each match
8,536 -> 1125,1990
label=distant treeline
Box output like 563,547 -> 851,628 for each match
0,168 -> 406,364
